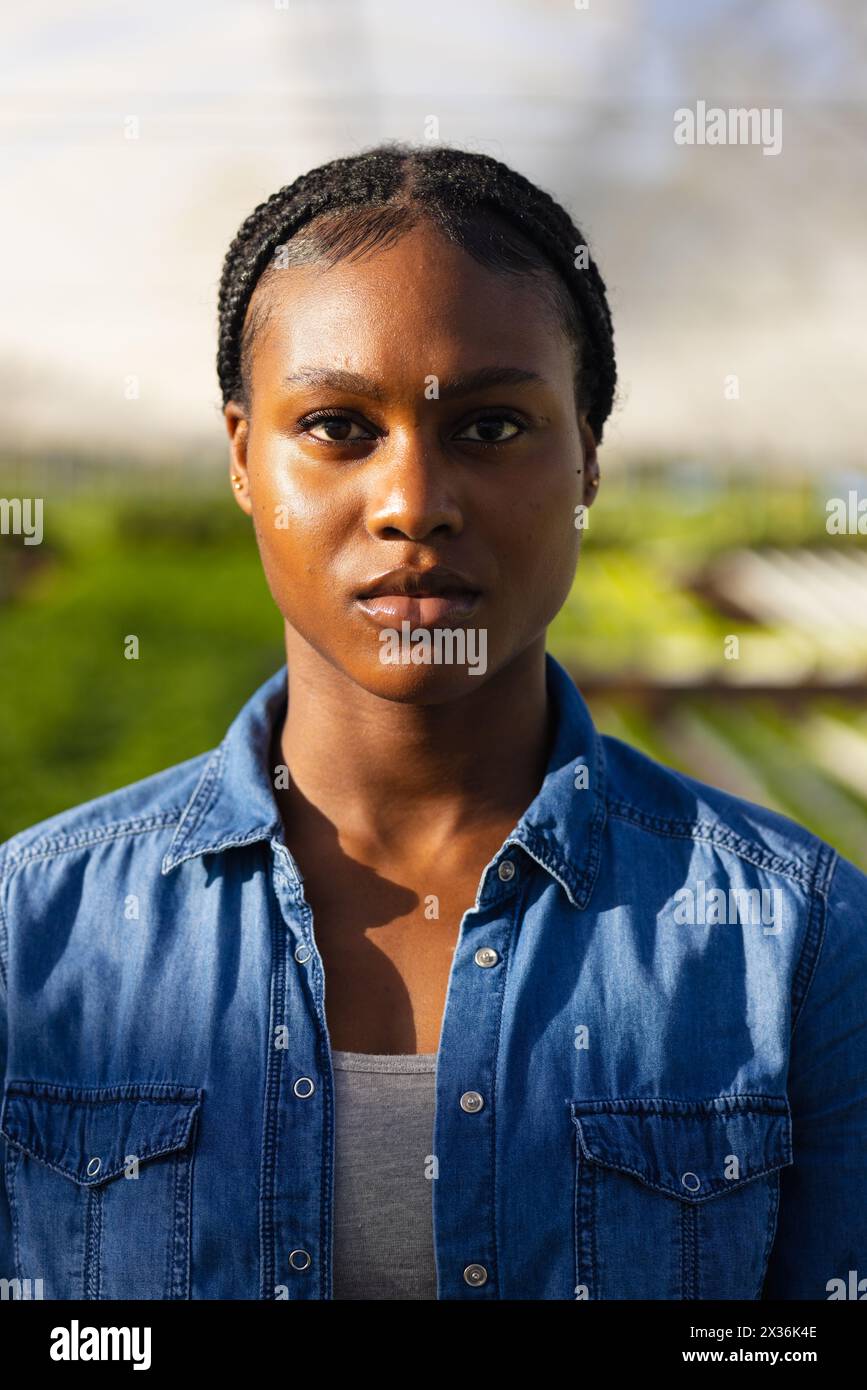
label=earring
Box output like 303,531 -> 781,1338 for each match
231,475 -> 243,490
590,476 -> 599,489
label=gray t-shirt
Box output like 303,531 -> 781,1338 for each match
331,1050 -> 438,1300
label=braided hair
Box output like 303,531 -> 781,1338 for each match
217,141 -> 616,443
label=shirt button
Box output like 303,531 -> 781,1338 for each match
681,1171 -> 701,1192
498,859 -> 516,881
294,944 -> 312,964
460,1090 -> 484,1114
86,1157 -> 101,1177
289,1249 -> 312,1271
463,1264 -> 488,1287
293,1077 -> 315,1099
474,946 -> 499,968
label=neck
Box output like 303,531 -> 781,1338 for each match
275,627 -> 553,859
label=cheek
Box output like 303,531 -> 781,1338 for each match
247,451 -> 343,593
505,465 -> 582,601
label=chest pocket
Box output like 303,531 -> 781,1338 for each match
570,1094 -> 792,1300
1,1080 -> 203,1300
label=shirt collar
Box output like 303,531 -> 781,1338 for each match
160,667 -> 287,876
161,653 -> 607,908
507,652 -> 607,909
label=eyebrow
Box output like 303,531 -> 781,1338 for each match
282,366 -> 547,400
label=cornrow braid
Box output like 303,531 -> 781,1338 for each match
217,142 -> 616,443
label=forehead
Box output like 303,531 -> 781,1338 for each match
246,220 -> 576,392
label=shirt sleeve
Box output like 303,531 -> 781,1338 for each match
762,850 -> 867,1299
0,848 -> 14,1286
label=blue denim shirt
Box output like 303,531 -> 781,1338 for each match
2,653 -> 866,1301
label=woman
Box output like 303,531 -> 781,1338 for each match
1,143 -> 865,1302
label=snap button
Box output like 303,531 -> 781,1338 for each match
289,1249 -> 312,1271
463,1263 -> 488,1287
86,1157 -> 101,1177
681,1171 -> 701,1193
474,947 -> 499,968
293,1077 -> 315,1099
294,944 -> 312,964
460,1090 -> 484,1114
497,860 -> 516,881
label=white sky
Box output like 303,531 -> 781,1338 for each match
1,0 -> 865,471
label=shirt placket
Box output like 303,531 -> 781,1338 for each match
432,848 -> 525,1299
262,837 -> 334,1300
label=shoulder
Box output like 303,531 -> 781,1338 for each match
599,731 -> 836,891
596,732 -> 867,1025
0,750 -> 213,879
0,751 -> 217,988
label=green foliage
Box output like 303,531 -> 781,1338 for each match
2,472 -> 866,869
0,490 -> 282,833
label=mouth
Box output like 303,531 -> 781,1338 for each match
354,568 -> 483,628
355,592 -> 482,627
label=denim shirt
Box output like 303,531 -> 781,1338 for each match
1,652 -> 866,1302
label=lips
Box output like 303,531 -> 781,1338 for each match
356,592 -> 481,626
354,566 -> 483,628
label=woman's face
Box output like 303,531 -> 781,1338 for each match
225,218 -> 599,701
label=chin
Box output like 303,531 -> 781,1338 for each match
350,654 -> 494,704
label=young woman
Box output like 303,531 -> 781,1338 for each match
1,144 -> 865,1302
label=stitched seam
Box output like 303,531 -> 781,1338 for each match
589,1161 -> 598,1298
178,826 -> 277,861
314,899 -> 331,1301
509,836 -> 585,908
259,857 -> 284,1300
0,853 -> 9,992
575,1152 -> 790,1201
181,1141 -> 195,1299
572,1089 -> 789,1112
573,1133 -> 579,1298
757,1172 -> 782,1299
572,1117 -> 791,1196
681,1201 -> 698,1298
167,1147 -> 193,1300
606,801 -> 813,887
489,879 -> 525,1297
83,1186 -> 101,1299
167,744 -> 225,861
164,1151 -> 178,1300
0,1129 -> 197,1183
571,1093 -> 788,1111
5,1144 -> 23,1285
574,1150 -> 595,1298
5,813 -> 186,873
581,735 -> 608,907
791,845 -> 836,1032
4,1082 -> 202,1103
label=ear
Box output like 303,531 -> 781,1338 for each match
578,417 -> 600,507
224,401 -> 253,516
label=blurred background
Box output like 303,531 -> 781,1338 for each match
2,0 -> 866,866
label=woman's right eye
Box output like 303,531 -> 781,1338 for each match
304,414 -> 373,442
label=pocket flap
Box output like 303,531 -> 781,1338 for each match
0,1080 -> 203,1186
570,1094 -> 792,1201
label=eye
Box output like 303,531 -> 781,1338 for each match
301,412 -> 374,442
454,414 -> 524,444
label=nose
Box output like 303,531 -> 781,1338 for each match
365,427 -> 464,542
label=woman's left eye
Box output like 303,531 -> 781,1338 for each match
305,415 -> 372,442
454,416 -> 523,443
